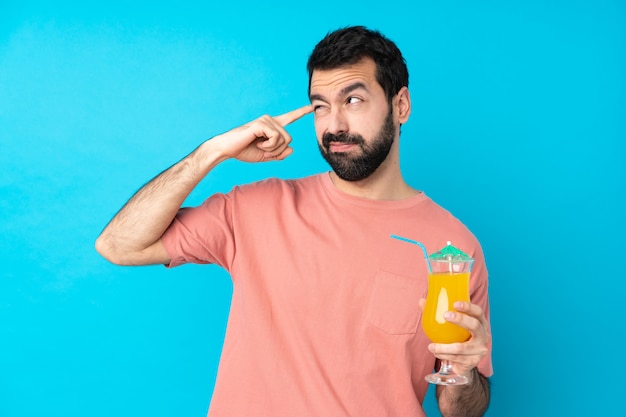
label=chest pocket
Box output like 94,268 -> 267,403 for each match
366,270 -> 424,335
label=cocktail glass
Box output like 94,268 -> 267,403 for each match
422,241 -> 473,385
390,235 -> 474,385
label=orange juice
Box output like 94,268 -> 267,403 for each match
422,271 -> 471,343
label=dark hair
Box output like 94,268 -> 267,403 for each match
307,26 -> 409,102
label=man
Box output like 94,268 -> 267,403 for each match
96,26 -> 493,417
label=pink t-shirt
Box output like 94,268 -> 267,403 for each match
162,173 -> 493,417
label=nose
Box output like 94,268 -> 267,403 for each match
326,108 -> 348,135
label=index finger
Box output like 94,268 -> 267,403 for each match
274,104 -> 313,127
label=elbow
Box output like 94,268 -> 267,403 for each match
95,235 -> 167,266
95,235 -> 127,266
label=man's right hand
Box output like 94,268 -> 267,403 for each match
209,105 -> 313,163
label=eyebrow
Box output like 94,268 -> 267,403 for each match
309,81 -> 368,102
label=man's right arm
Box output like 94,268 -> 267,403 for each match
95,141 -> 223,266
95,105 -> 313,266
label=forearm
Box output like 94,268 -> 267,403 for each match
95,140 -> 224,265
436,368 -> 490,417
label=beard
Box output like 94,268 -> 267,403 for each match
318,109 -> 396,182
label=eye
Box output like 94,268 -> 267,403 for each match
347,96 -> 363,105
312,103 -> 329,115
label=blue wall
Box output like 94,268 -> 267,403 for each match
1,1 -> 624,416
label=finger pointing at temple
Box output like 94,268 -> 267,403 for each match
275,104 -> 314,127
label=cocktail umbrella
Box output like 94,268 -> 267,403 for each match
429,241 -> 472,261
429,241 -> 473,273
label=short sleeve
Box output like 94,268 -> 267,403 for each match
161,192 -> 236,270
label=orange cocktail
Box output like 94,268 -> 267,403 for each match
422,271 -> 471,344
389,235 -> 474,385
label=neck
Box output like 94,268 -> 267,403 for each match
328,161 -> 418,200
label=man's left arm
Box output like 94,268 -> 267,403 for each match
435,367 -> 490,417
423,300 -> 492,417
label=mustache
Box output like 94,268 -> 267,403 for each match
322,132 -> 365,148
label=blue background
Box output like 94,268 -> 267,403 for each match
1,1 -> 624,416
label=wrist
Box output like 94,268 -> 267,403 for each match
193,139 -> 229,172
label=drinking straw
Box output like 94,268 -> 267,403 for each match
390,234 -> 432,273
446,240 -> 453,273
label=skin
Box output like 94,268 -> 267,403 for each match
95,57 -> 491,417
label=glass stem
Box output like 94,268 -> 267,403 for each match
439,360 -> 454,375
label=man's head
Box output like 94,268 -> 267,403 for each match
307,26 -> 408,104
307,26 -> 411,182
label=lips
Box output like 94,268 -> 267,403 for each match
328,142 -> 357,152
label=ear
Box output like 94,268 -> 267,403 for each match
394,86 -> 411,124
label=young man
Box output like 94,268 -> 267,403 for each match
96,26 -> 493,417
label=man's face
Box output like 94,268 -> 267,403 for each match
309,58 -> 398,182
